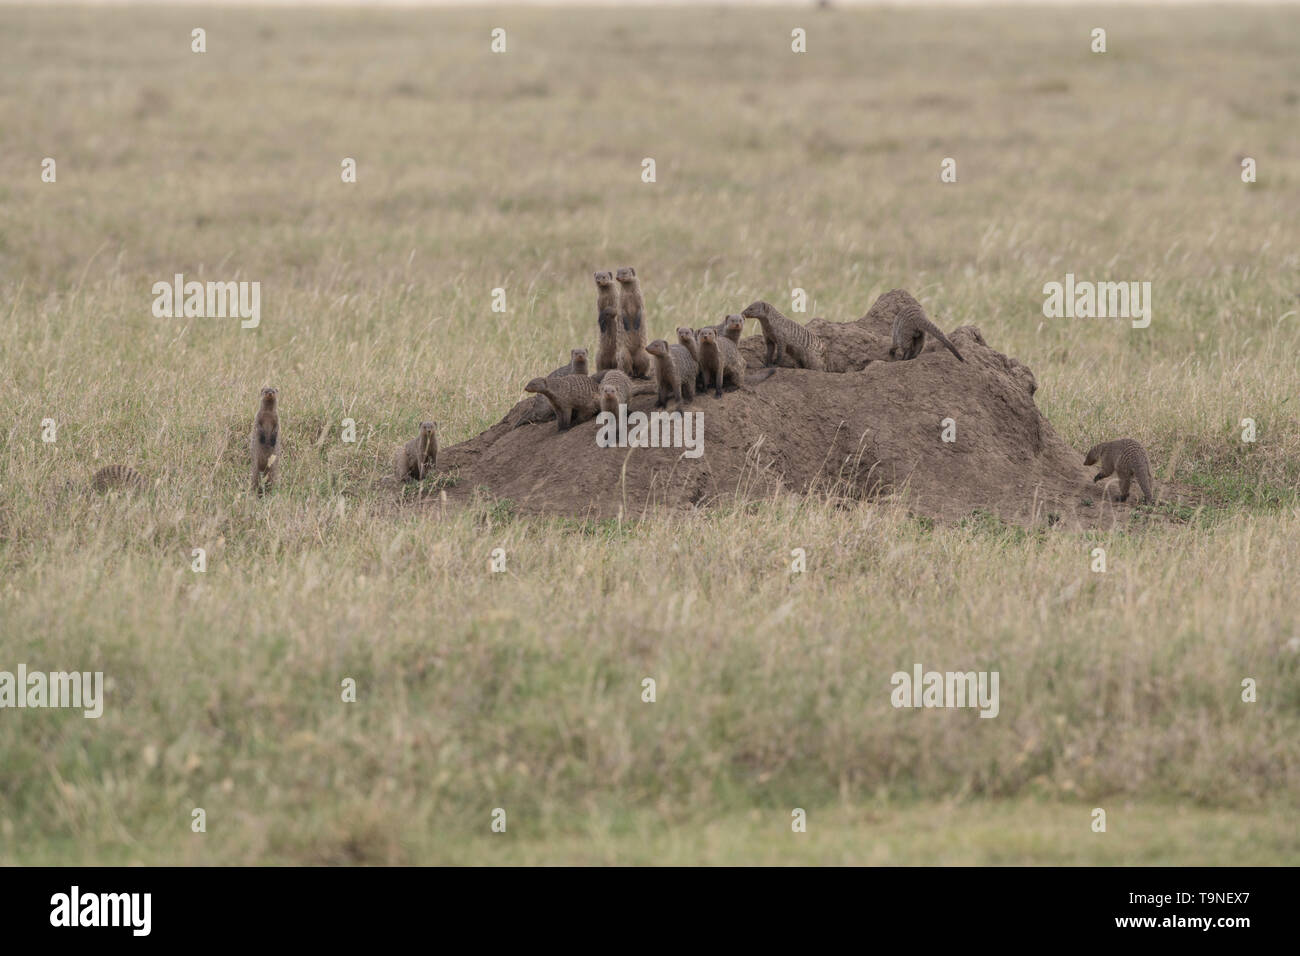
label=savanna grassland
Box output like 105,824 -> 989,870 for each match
1,4 -> 1298,865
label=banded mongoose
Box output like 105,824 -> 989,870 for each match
513,348 -> 590,429
90,464 -> 147,493
394,421 -> 438,482
249,386 -> 280,496
525,374 -> 599,431
1084,439 -> 1155,504
887,302 -> 964,362
722,314 -> 745,343
615,266 -> 653,378
740,301 -> 826,370
697,326 -> 749,398
596,305 -> 632,376
644,338 -> 699,409
675,326 -> 708,389
594,269 -> 619,316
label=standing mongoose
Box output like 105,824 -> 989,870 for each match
887,302 -> 964,362
676,326 -> 708,389
249,386 -> 280,495
740,301 -> 827,370
594,272 -> 632,375
513,348 -> 590,429
697,327 -> 749,399
394,421 -> 438,482
90,464 -> 147,493
596,305 -> 632,376
594,269 -> 619,316
615,266 -> 653,378
645,338 -> 699,409
1084,439 -> 1155,504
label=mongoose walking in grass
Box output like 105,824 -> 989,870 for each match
249,386 -> 280,495
741,301 -> 826,370
394,421 -> 438,481
1084,438 -> 1154,504
90,464 -> 146,493
888,302 -> 964,362
645,338 -> 699,409
697,327 -> 750,398
615,266 -> 653,378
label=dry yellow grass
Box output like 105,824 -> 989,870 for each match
0,4 -> 1297,864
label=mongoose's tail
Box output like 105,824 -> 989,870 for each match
921,317 -> 965,362
745,368 -> 777,385
629,383 -> 659,398
90,464 -> 146,493
1135,459 -> 1155,504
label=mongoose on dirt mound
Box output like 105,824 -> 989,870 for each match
697,326 -> 748,398
888,301 -> 964,363
616,266 -> 653,378
436,291 -> 1185,528
741,301 -> 826,370
645,338 -> 699,409
511,348 -> 590,429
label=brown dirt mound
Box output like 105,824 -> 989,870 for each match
437,290 -> 1204,528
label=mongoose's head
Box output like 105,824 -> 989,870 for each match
724,314 -> 745,335
676,326 -> 697,346
570,347 -> 588,366
645,339 -> 669,358
697,327 -> 719,348
600,383 -> 621,403
259,386 -> 278,409
593,270 -> 616,288
598,306 -> 619,334
524,377 -> 549,396
1083,445 -> 1102,466
741,301 -> 771,321
419,421 -> 437,439
615,266 -> 637,285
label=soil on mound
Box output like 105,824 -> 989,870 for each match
436,290 -> 1201,528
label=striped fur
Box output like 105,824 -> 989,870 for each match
740,301 -> 826,370
1084,439 -> 1155,504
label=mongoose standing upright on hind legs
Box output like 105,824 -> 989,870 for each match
593,272 -> 631,375
740,301 -> 827,370
394,421 -> 438,481
887,302 -> 964,362
249,387 -> 280,495
1084,439 -> 1154,504
596,304 -> 632,376
615,266 -> 653,378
